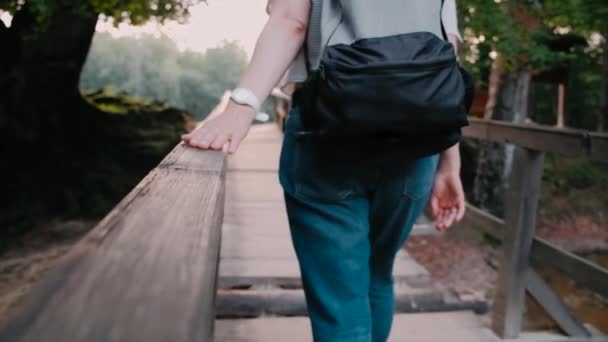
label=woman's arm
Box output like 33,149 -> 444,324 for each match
431,1 -> 466,231
182,0 -> 310,153
432,33 -> 465,231
441,31 -> 462,181
443,0 -> 462,44
442,0 -> 463,185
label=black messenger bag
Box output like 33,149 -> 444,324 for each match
293,0 -> 474,158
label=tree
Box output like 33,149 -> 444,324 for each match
0,0 -> 205,144
543,0 -> 608,131
457,0 -> 606,214
0,1 -> 205,235
80,33 -> 247,120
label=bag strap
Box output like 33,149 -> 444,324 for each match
440,0 -> 448,41
303,28 -> 313,73
303,31 -> 310,72
304,0 -> 344,73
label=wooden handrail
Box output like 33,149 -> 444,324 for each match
0,144 -> 226,342
464,118 -> 608,162
459,203 -> 608,299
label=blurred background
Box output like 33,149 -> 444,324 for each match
0,0 -> 606,335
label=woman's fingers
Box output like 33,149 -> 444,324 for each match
181,133 -> 192,143
444,208 -> 457,229
439,208 -> 449,231
228,132 -> 246,154
436,207 -> 449,231
430,195 -> 440,219
183,127 -> 244,154
192,131 -> 217,149
211,134 -> 230,150
436,207 -> 444,226
436,203 -> 460,231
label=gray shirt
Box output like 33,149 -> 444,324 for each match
279,0 -> 462,89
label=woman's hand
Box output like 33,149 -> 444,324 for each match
430,144 -> 465,231
181,103 -> 255,154
182,0 -> 310,154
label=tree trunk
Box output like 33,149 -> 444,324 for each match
0,5 -> 101,231
0,4 -> 99,147
556,83 -> 565,128
484,54 -> 503,119
0,5 -> 193,242
600,25 -> 608,132
471,72 -> 532,216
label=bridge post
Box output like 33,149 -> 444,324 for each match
491,146 -> 544,338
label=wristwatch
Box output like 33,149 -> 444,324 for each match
230,88 -> 261,112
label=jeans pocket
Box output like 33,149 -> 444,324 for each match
403,154 -> 439,201
293,137 -> 357,203
280,107 -> 356,202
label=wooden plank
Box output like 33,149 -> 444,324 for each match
463,118 -> 608,162
526,269 -> 592,337
216,288 -> 482,320
0,146 -> 226,342
217,287 -> 445,318
492,147 -> 545,338
531,238 -> 608,299
516,333 -> 608,342
227,142 -> 281,172
160,142 -> 226,173
216,312 -> 502,342
462,204 -> 608,299
218,252 -> 429,289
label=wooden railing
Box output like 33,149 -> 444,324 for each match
462,118 -> 608,340
464,118 -> 608,162
0,144 -> 226,341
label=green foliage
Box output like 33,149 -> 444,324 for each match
544,0 -> 608,34
544,157 -> 608,193
0,0 -> 205,24
80,33 -> 248,120
457,0 -> 607,131
529,52 -> 603,130
457,0 -> 605,74
541,154 -> 608,220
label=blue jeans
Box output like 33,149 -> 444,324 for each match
279,107 -> 439,342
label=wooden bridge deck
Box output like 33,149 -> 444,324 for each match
215,124 -> 493,341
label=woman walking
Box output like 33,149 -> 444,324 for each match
182,1 -> 466,341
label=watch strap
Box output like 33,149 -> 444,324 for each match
231,88 -> 261,112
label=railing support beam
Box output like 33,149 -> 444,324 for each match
491,147 -> 544,338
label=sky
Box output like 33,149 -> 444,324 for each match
1,0 -> 269,57
97,0 -> 269,57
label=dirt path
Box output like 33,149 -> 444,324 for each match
406,214 -> 608,333
0,220 -> 95,324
